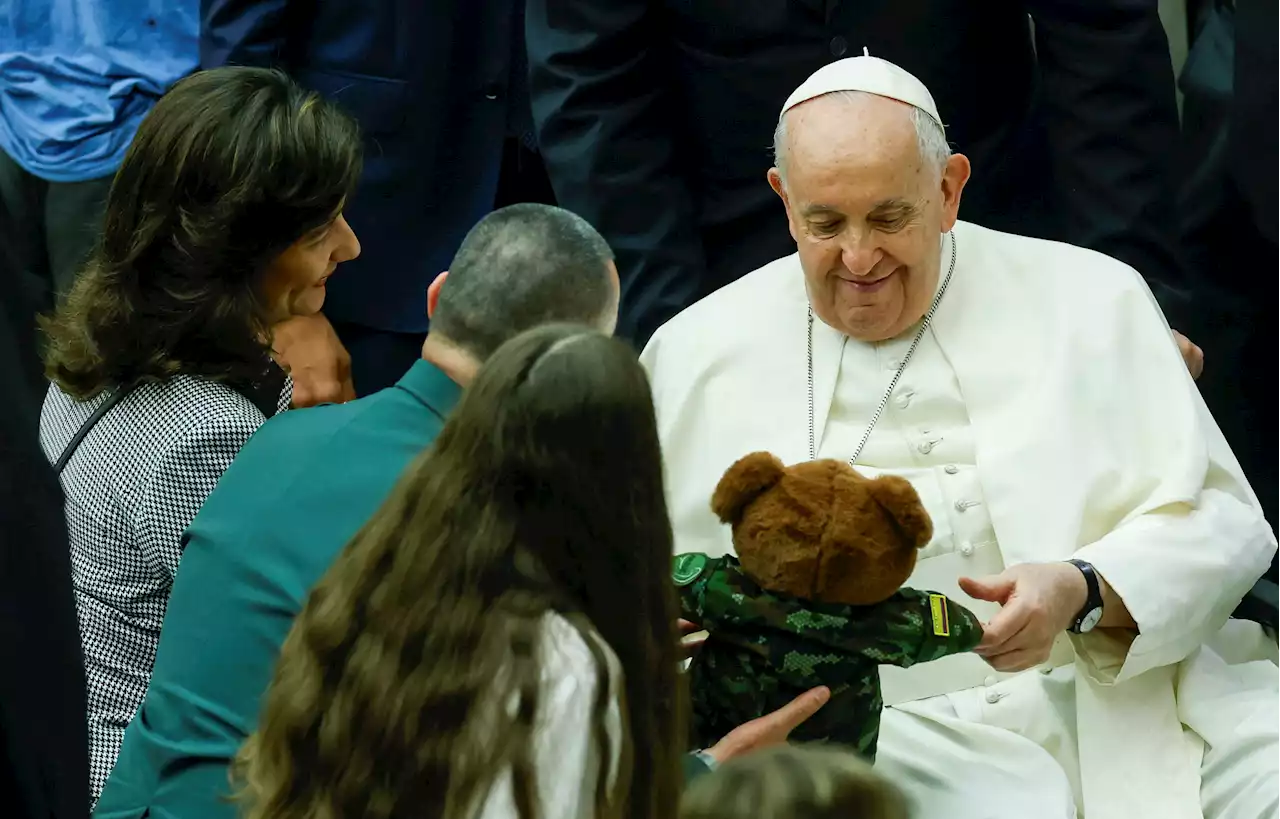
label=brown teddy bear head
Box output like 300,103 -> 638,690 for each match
711,452 -> 933,606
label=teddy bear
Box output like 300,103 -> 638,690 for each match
673,451 -> 984,761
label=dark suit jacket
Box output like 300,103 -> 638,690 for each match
1230,0 -> 1277,245
0,216 -> 89,818
201,0 -> 524,334
528,0 -> 1193,344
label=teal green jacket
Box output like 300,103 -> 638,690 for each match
93,361 -> 461,819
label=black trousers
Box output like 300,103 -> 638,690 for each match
0,149 -> 112,402
335,137 -> 557,397
0,149 -> 112,309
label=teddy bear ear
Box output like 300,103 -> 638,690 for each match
711,452 -> 787,524
865,475 -> 934,550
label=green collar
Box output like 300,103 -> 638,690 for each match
395,359 -> 463,423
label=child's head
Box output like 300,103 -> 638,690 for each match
680,744 -> 911,819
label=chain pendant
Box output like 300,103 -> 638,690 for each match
808,231 -> 957,466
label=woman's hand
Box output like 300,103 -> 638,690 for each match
272,313 -> 356,407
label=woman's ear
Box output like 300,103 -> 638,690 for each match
711,452 -> 786,524
865,475 -> 933,549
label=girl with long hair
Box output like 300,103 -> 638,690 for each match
236,324 -> 687,819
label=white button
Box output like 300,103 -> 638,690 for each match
985,690 -> 1002,704
944,464 -> 959,475
918,441 -> 935,455
984,675 -> 998,687
1040,665 -> 1054,675
960,542 -> 974,557
955,499 -> 970,512
887,358 -> 903,370
896,391 -> 913,409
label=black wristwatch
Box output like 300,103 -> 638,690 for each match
1066,559 -> 1103,634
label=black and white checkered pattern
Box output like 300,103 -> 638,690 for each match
38,375 -> 291,807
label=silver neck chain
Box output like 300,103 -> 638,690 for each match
808,231 -> 957,465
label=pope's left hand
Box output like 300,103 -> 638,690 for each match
959,563 -> 1087,673
1173,330 -> 1204,380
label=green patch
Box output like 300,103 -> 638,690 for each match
672,552 -> 709,586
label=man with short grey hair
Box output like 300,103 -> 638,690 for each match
430,202 -> 620,359
93,203 -> 824,819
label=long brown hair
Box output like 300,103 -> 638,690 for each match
680,744 -> 910,819
41,66 -> 361,399
236,324 -> 686,819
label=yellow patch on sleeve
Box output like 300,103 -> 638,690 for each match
929,594 -> 950,637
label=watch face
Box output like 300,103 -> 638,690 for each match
1078,607 -> 1103,633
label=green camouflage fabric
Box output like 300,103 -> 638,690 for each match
673,552 -> 983,761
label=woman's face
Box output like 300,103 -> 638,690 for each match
261,213 -> 361,321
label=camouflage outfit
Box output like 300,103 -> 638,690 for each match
673,552 -> 983,760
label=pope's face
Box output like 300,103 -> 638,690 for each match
769,94 -> 968,342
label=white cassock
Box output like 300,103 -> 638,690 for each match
642,220 -> 1279,819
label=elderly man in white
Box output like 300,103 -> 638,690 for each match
642,57 -> 1278,819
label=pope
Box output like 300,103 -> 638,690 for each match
642,57 -> 1278,819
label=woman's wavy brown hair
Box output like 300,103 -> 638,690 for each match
41,66 -> 362,399
235,324 -> 687,819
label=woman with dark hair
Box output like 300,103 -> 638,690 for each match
36,66 -> 362,804
235,324 -> 686,819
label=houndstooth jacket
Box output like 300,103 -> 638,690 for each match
38,372 -> 290,807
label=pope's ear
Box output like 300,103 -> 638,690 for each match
866,475 -> 933,550
767,168 -> 800,243
940,153 -> 971,233
712,452 -> 786,524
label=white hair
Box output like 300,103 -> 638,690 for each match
772,90 -> 951,186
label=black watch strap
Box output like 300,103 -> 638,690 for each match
1066,559 -> 1103,634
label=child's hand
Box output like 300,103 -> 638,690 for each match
678,618 -> 707,660
704,687 -> 832,765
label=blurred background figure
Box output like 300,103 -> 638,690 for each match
0,0 -> 200,396
528,0 -> 1196,348
1178,0 -> 1278,532
202,0 -> 557,398
0,202 -> 88,819
680,744 -> 911,819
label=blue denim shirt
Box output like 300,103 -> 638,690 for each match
0,0 -> 198,182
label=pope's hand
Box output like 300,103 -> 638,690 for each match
959,563 -> 1087,673
1173,330 -> 1204,380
